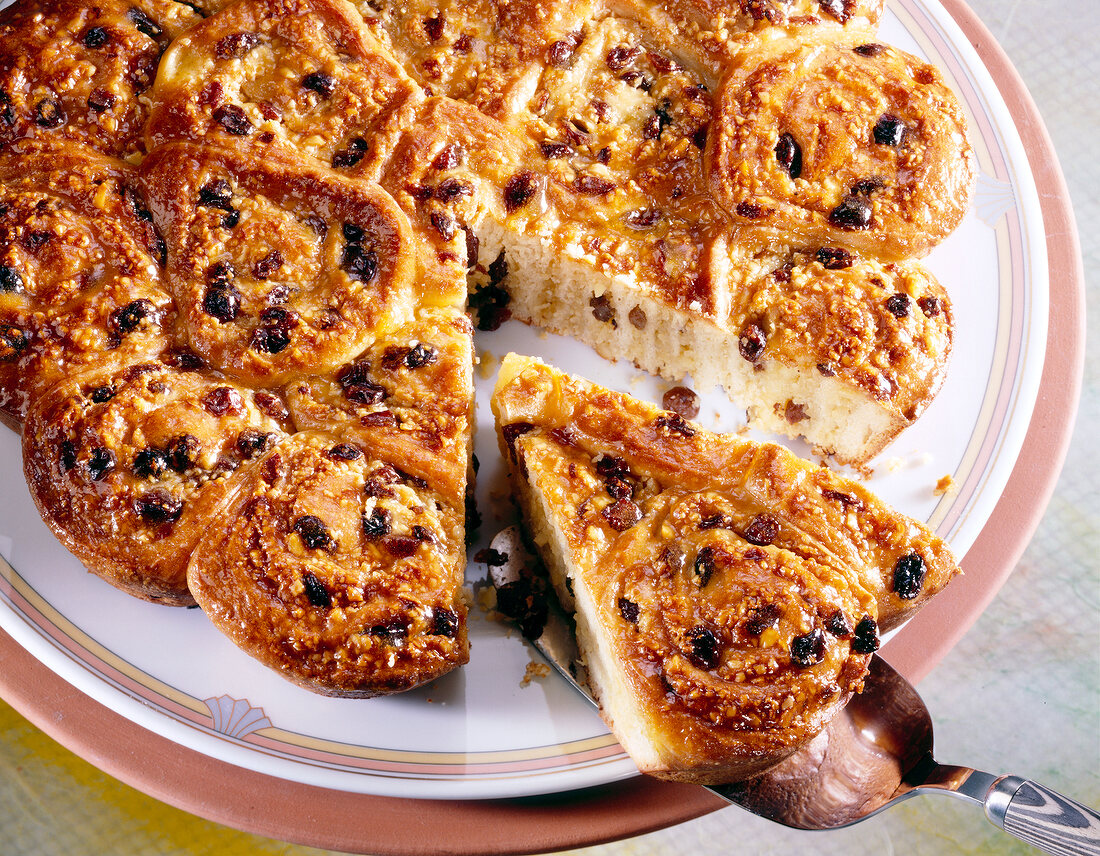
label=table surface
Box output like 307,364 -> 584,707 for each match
1,1 -> 1097,854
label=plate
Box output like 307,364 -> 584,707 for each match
0,0 -> 1083,849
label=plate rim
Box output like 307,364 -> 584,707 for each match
0,0 -> 1084,851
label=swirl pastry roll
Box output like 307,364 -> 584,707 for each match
492,353 -> 959,783
0,146 -> 173,422
145,0 -> 420,176
0,0 -> 200,159
138,142 -> 422,385
707,38 -> 975,261
186,430 -> 470,697
23,363 -> 289,604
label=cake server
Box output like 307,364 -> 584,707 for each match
486,526 -> 1100,856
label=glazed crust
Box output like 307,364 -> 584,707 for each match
707,39 -> 975,261
0,145 -> 173,421
187,430 -> 470,697
0,0 -> 201,159
492,353 -> 959,783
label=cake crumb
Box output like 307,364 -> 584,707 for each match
477,349 -> 499,380
521,661 -> 551,686
884,456 -> 904,473
933,474 -> 957,496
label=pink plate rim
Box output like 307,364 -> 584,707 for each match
0,0 -> 1084,852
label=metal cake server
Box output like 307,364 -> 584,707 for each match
487,526 -> 1100,856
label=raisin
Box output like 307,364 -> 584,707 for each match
423,13 -> 445,41
136,489 -> 183,523
662,545 -> 686,574
605,477 -> 633,501
693,546 -> 716,586
432,143 -> 464,170
212,104 -> 252,135
86,447 -> 116,481
301,70 -> 336,97
892,552 -> 925,599
775,133 -> 802,179
825,609 -> 852,637
655,413 -> 695,437
202,283 -> 241,322
475,547 -> 507,566
361,508 -> 392,539
250,391 -> 286,422
828,195 -> 873,230
661,386 -> 699,420
816,247 -> 854,269
89,386 -> 115,403
82,26 -> 109,48
504,170 -> 539,213
873,114 -> 908,147
215,32 -> 260,59
605,45 -> 641,71
539,141 -> 571,159
110,299 -> 156,336
293,515 -> 335,551
35,98 -> 65,128
736,201 -> 766,219
850,176 -> 886,196
453,33 -> 472,53
430,211 -> 455,241
790,628 -> 826,667
817,0 -> 853,23
854,43 -> 884,56
744,603 -> 781,636
573,175 -> 617,195
83,85 -> 115,113
686,626 -> 720,670
132,447 -> 169,479
589,294 -> 615,323
851,616 -> 880,653
784,401 -> 808,423
603,498 -> 642,531
919,295 -> 942,317
249,309 -> 295,354
463,226 -> 479,270
252,250 -> 284,280
743,513 -> 779,546
384,536 -> 421,558
0,266 -> 23,293
547,32 -> 581,67
167,434 -> 200,471
432,607 -> 459,637
235,429 -> 273,459
59,441 -> 78,472
128,7 -> 162,39
822,488 -> 864,511
21,230 -> 51,252
199,179 -> 233,210
624,209 -> 661,230
885,293 -> 911,317
327,443 -> 361,461
618,597 -> 639,624
202,386 -> 243,416
301,571 -> 331,607
434,177 -> 472,202
628,306 -> 647,329
739,323 -> 767,362
595,456 -> 631,480
332,137 -> 368,168
404,343 -> 437,368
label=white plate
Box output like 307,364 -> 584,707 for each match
0,0 -> 1047,801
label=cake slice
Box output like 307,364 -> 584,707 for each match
491,353 -> 959,783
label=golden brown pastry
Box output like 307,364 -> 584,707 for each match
0,0 -> 201,159
707,38 -> 975,261
145,0 -> 420,176
492,353 -> 959,783
23,363 -> 289,605
187,430 -> 470,697
0,145 -> 173,422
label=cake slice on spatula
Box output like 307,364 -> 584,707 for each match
490,352 -> 959,784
